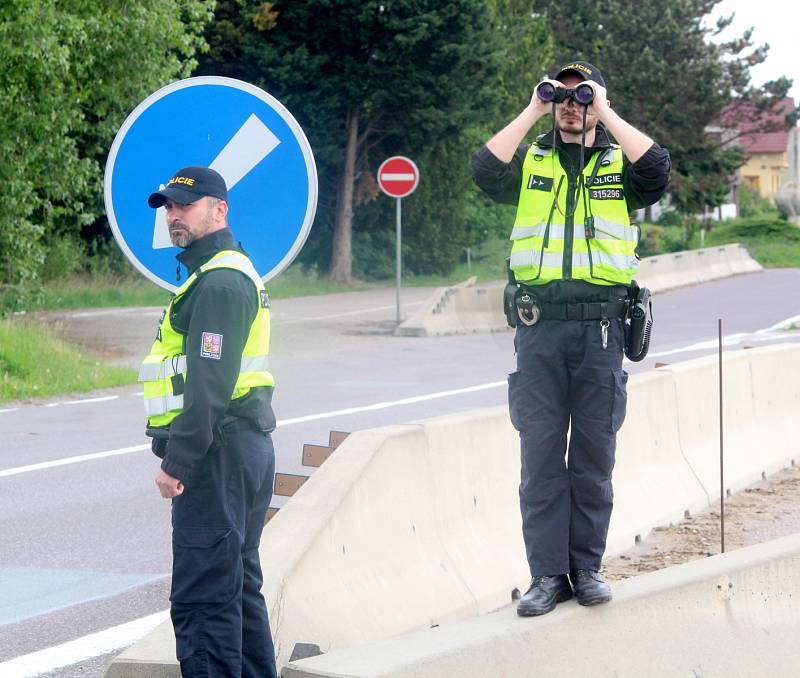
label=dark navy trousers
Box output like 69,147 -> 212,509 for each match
170,423 -> 277,678
509,318 -> 628,576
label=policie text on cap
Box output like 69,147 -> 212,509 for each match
148,166 -> 228,208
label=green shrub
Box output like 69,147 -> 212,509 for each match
40,235 -> 84,281
738,184 -> 782,220
637,222 -> 693,257
703,217 -> 800,268
656,210 -> 685,227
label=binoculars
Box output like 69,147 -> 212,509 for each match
536,81 -> 594,105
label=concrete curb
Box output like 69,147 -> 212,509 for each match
105,344 -> 800,676
283,533 -> 800,677
396,243 -> 763,337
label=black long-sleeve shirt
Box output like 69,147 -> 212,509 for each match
157,228 -> 275,481
471,124 -> 672,301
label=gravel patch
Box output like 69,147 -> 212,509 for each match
605,464 -> 800,579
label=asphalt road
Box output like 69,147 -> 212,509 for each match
1,269 -> 799,676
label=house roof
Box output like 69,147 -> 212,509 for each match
722,97 -> 795,154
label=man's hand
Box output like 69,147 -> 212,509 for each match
486,79 -> 562,163
527,78 -> 564,117
155,470 -> 184,498
581,80 -> 611,120
581,79 -> 654,163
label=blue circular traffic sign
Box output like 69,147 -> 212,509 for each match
104,76 -> 318,291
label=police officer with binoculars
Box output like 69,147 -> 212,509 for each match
471,61 -> 670,615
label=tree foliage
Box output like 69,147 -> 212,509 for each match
0,0 -> 213,285
199,0 -> 551,280
534,0 -> 798,214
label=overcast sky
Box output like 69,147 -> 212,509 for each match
709,0 -> 798,103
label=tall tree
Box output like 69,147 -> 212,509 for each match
534,0 -> 797,214
199,0 -> 516,281
0,0 -> 213,285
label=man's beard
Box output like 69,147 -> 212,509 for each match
170,231 -> 194,248
169,209 -> 214,248
557,112 -> 597,136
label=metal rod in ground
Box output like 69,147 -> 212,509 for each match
396,197 -> 402,325
719,317 -> 725,553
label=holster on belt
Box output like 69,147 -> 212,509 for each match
146,426 -> 170,459
625,280 -> 653,362
503,259 -> 520,328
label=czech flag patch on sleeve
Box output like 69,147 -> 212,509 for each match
200,332 -> 223,360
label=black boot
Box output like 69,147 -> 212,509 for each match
516,575 -> 573,616
570,569 -> 612,606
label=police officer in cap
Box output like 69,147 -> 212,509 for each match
472,62 -> 671,615
142,166 -> 278,676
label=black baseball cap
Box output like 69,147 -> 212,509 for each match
147,166 -> 228,208
554,61 -> 606,89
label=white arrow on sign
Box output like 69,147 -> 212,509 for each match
152,113 -> 281,249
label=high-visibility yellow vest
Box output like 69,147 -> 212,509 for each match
138,250 -> 274,427
509,142 -> 638,286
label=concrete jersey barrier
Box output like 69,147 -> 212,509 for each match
106,343 -> 800,676
396,243 -> 763,337
284,533 -> 800,678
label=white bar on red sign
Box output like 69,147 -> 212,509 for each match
381,173 -> 416,181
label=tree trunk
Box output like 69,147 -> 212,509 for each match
329,106 -> 359,283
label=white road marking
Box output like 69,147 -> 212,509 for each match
46,396 -> 119,408
54,300 -> 423,325
62,308 -> 161,319
0,408 -> 19,415
761,314 -> 800,332
277,380 -> 507,426
0,610 -> 168,677
0,445 -> 149,479
277,300 -> 425,324
0,381 -> 505,478
645,328 -> 800,360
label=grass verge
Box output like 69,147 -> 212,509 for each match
0,264 -> 385,315
692,218 -> 800,268
0,319 -> 136,403
402,236 -> 509,287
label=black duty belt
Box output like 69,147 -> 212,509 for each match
539,300 -> 628,321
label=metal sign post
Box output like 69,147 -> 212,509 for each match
396,197 -> 402,325
104,76 -> 318,290
377,156 -> 419,325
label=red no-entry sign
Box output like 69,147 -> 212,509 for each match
377,156 -> 419,198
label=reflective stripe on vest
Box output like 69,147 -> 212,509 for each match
144,392 -> 184,417
137,354 -> 269,382
138,355 -> 187,382
509,143 -> 638,286
139,249 -> 274,426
